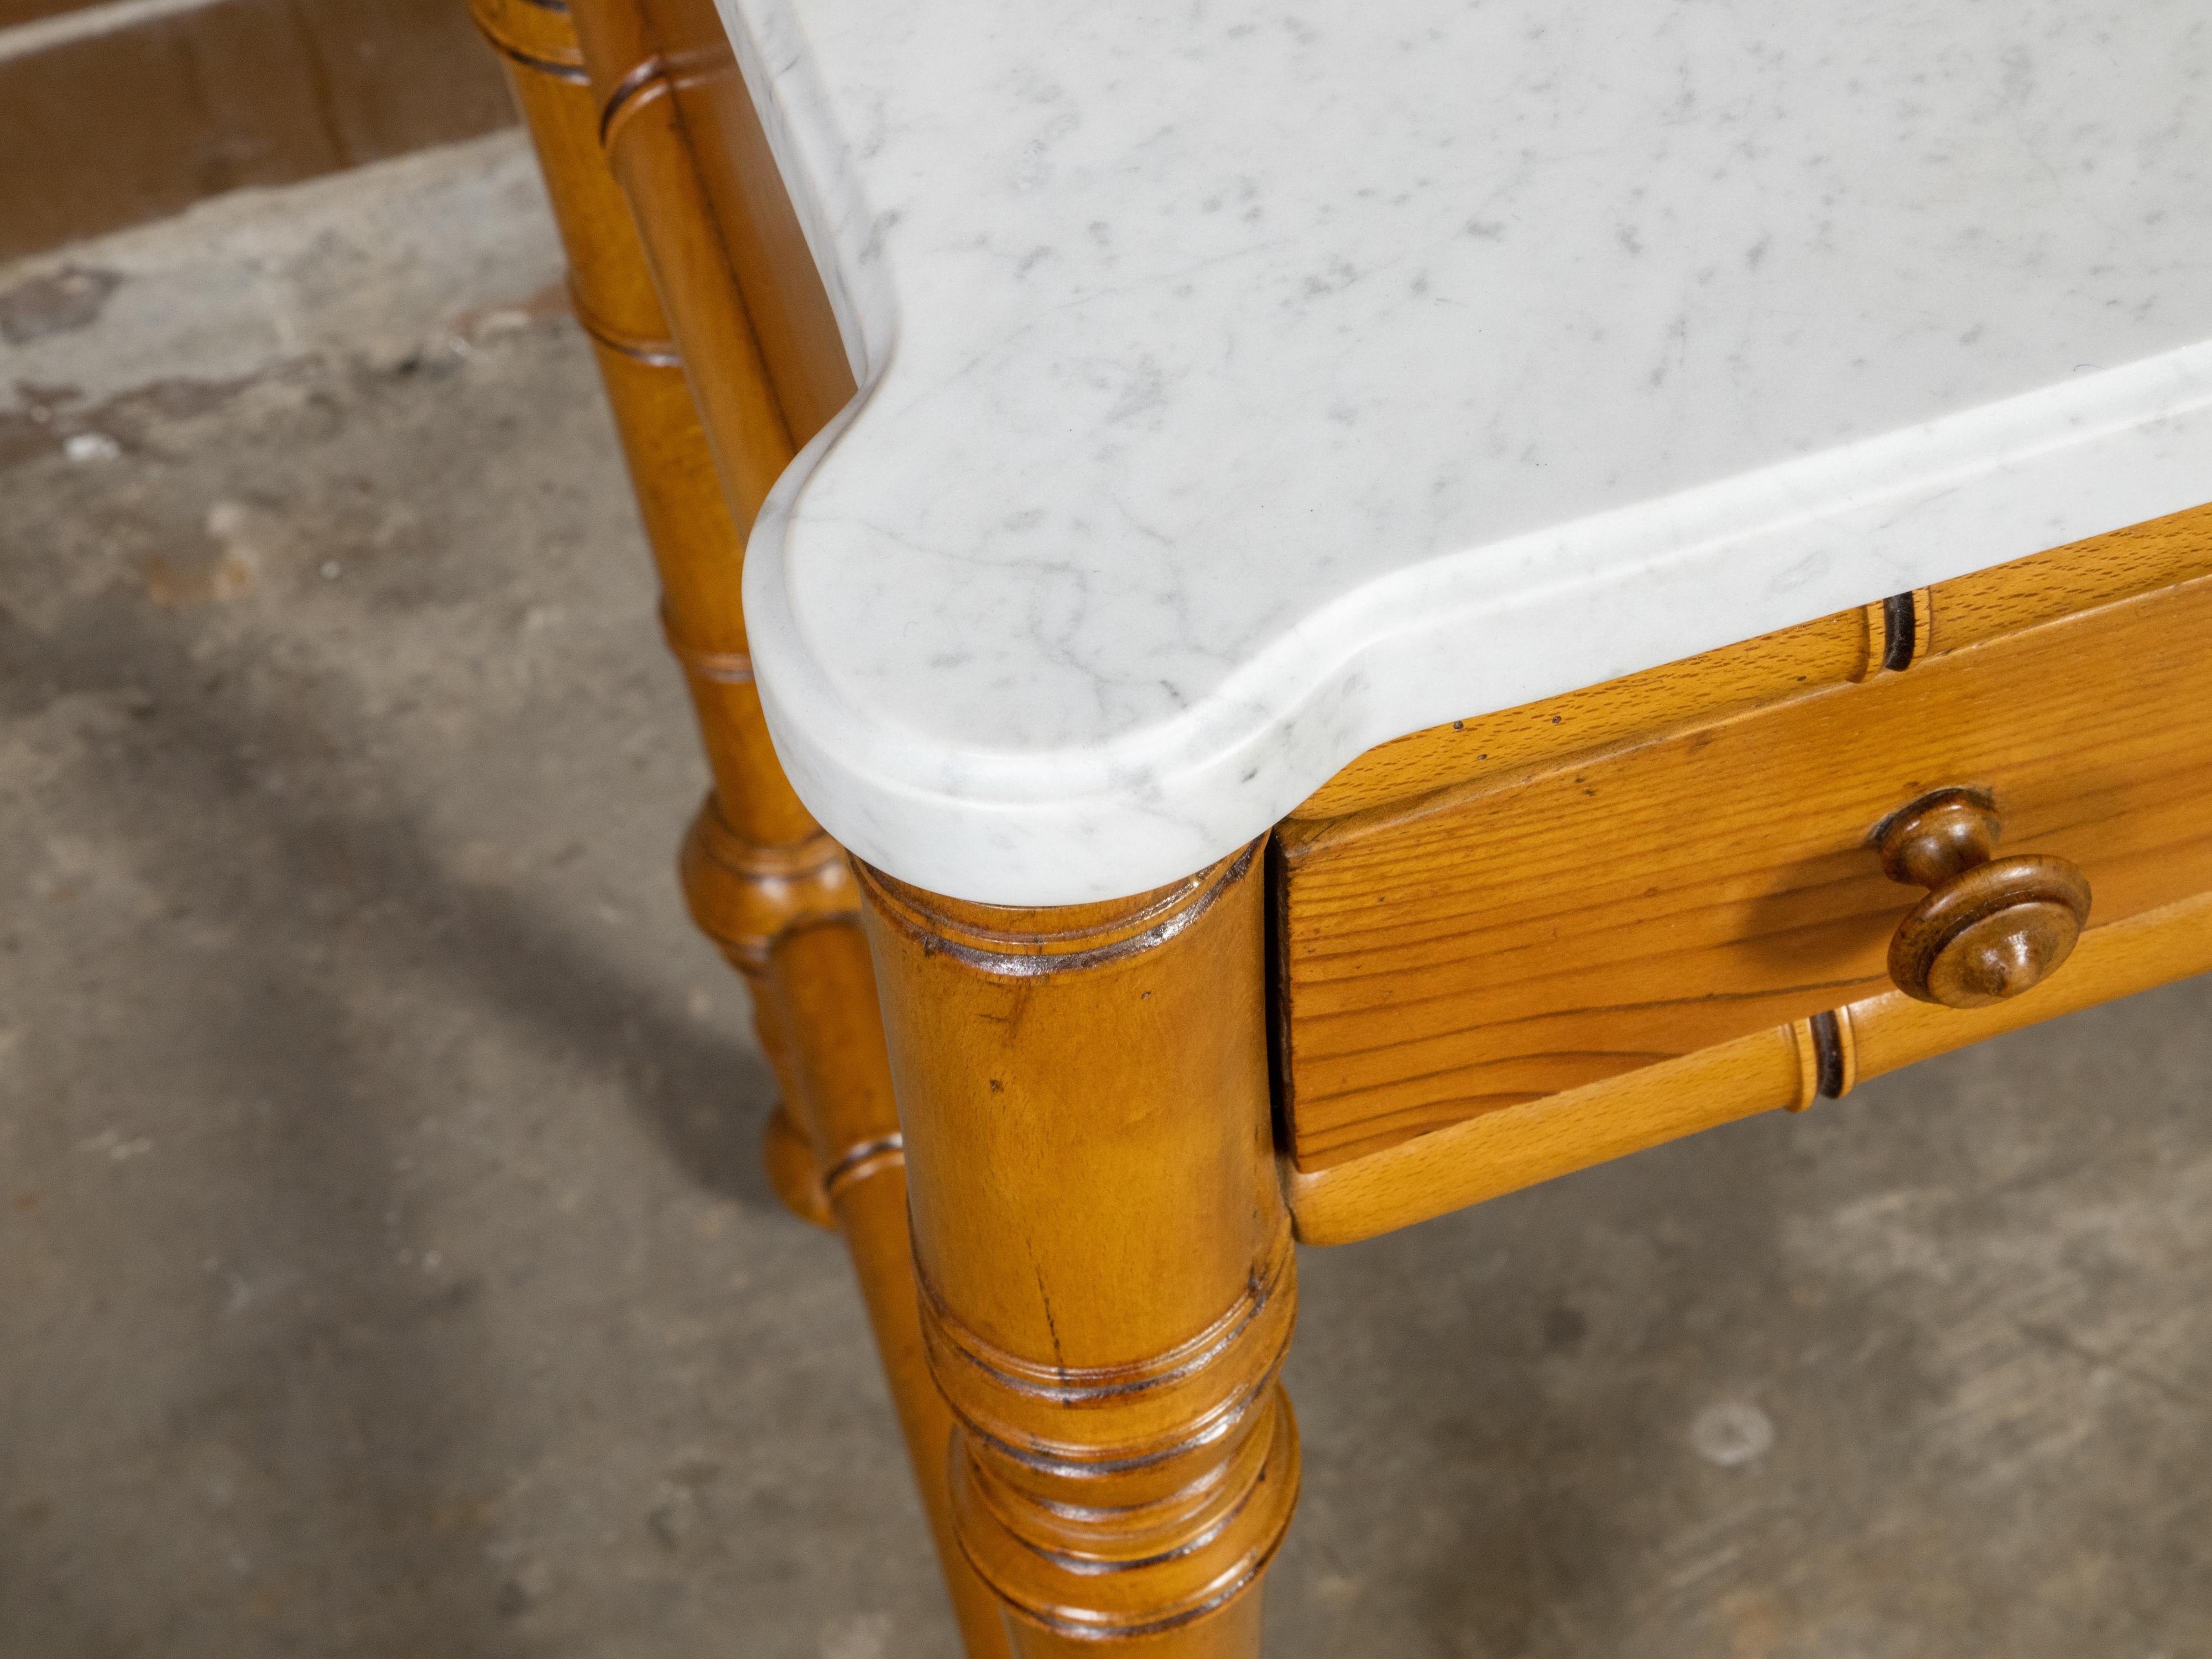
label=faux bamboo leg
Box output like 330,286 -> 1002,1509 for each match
859,847 -> 1301,1656
771,920 -> 986,1639
469,6 -> 1008,1652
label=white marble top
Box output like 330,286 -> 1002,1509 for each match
720,0 -> 2212,905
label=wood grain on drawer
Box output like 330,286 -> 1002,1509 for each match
1274,572 -> 2212,1171
1295,504 -> 2212,823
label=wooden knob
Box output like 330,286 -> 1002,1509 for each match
1874,790 -> 2090,1009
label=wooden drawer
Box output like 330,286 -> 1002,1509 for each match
1274,539 -> 2212,1172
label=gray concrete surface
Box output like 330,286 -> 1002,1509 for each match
3,135 -> 2209,1659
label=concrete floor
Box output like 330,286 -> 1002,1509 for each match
3,134 -> 2209,1659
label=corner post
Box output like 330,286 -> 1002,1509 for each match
859,845 -> 1299,1654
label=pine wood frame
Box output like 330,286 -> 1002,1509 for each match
478,2 -> 2212,1650
468,3 -> 1007,1652
1275,553 -> 2212,1171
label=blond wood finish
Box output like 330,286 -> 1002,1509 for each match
565,0 -> 855,463
472,0 -> 804,841
1298,607 -> 1879,825
1277,566 -> 2212,1170
761,1099 -> 832,1225
860,850 -> 1298,1655
770,920 -> 987,1647
1287,886 -> 2212,1246
1293,504 -> 2212,824
472,6 -> 1004,1653
1921,506 -> 2212,658
487,6 -> 2212,1648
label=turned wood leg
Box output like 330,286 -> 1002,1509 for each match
470,6 -> 1007,1652
859,846 -> 1300,1655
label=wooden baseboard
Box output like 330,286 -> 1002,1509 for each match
0,0 -> 514,264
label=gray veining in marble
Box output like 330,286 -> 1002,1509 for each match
718,0 -> 2212,902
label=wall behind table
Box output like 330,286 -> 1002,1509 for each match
0,0 -> 513,264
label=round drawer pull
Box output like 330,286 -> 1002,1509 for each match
1875,790 -> 2091,1009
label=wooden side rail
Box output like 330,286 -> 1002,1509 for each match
1286,889 -> 2212,1246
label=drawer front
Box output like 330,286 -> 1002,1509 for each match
1276,572 -> 2212,1170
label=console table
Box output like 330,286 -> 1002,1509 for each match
471,1 -> 2212,1650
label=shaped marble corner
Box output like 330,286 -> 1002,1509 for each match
720,0 -> 2212,905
